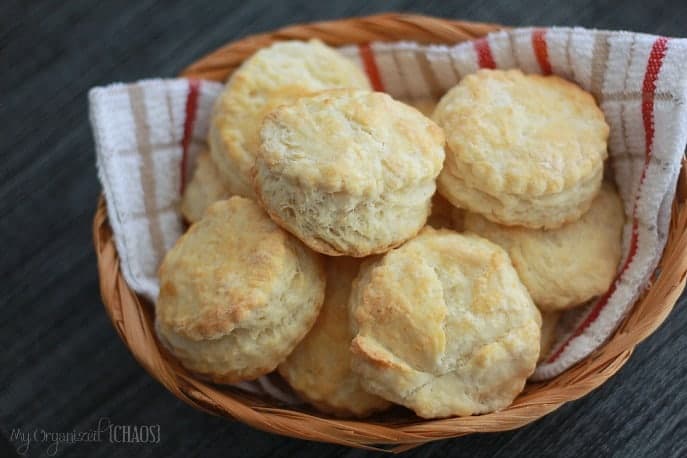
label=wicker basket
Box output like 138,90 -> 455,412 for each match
93,13 -> 687,452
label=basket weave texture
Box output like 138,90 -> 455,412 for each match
93,13 -> 687,452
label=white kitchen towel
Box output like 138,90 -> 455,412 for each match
90,27 -> 687,387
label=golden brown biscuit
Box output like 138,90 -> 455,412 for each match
155,197 -> 326,383
539,311 -> 561,363
439,162 -> 603,230
278,257 -> 392,417
349,227 -> 541,418
463,182 -> 624,311
254,90 -> 446,257
209,40 -> 370,197
434,69 -> 609,229
180,151 -> 231,223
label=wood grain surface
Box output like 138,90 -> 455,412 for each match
2,1 -> 687,457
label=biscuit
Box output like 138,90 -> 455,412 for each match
180,151 -> 231,223
254,90 -> 446,257
155,197 -> 326,383
434,69 -> 609,229
278,257 -> 392,417
539,311 -> 561,363
209,40 -> 370,197
349,227 -> 541,418
463,182 -> 624,311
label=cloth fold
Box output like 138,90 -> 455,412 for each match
90,26 -> 687,386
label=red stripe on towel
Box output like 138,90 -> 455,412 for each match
180,79 -> 200,194
642,37 -> 668,159
532,29 -> 552,75
474,38 -> 496,69
547,37 -> 669,364
358,43 -> 385,91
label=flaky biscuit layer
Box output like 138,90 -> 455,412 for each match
463,182 -> 624,310
349,228 -> 541,418
254,90 -> 445,257
155,197 -> 325,383
209,40 -> 370,197
434,69 -> 608,228
180,151 -> 230,223
278,257 -> 391,417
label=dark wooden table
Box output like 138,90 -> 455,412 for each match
3,1 -> 687,456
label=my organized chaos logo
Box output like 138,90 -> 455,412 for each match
10,417 -> 160,456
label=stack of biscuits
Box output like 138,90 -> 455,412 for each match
156,40 -> 625,419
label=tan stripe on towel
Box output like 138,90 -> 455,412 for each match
129,84 -> 167,262
591,32 -> 610,97
604,90 -> 673,103
565,29 -> 575,81
620,35 -> 638,157
509,32 -> 521,68
390,48 -> 410,98
415,50 -> 444,98
118,137 -> 205,157
164,89 -> 178,144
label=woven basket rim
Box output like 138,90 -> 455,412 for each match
93,13 -> 687,452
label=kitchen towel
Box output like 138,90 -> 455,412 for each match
90,26 -> 687,386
